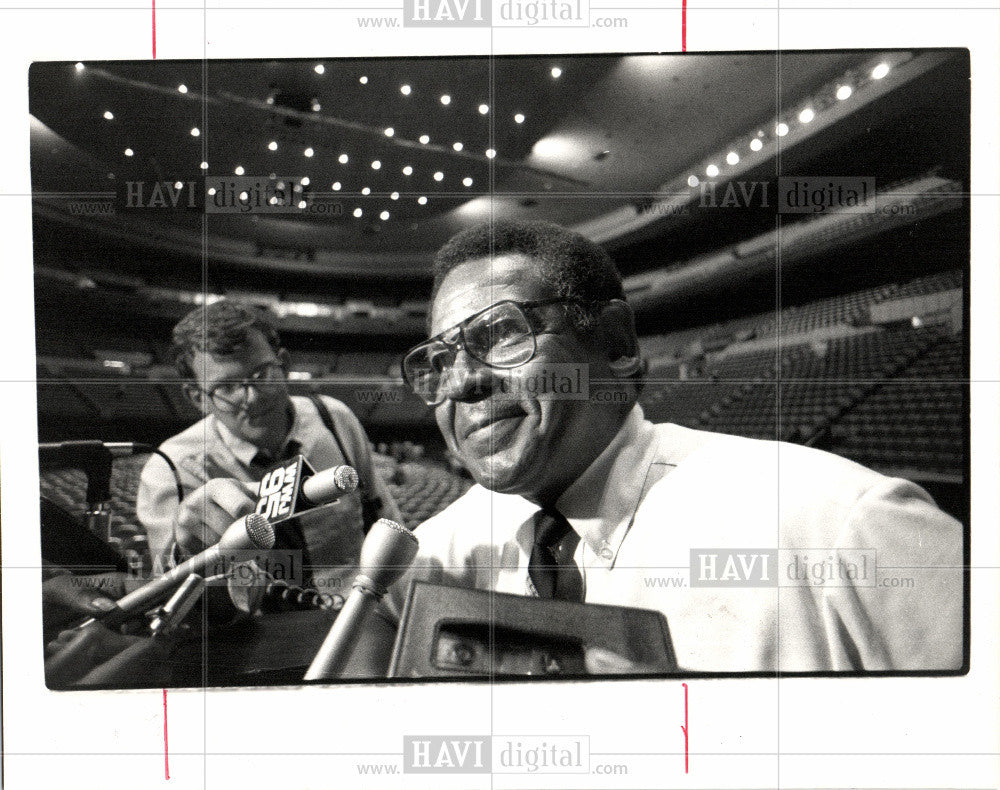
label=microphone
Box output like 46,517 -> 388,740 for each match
254,456 -> 359,523
85,513 -> 275,629
304,518 -> 418,680
38,440 -> 151,468
38,441 -> 157,538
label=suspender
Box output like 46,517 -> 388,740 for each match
308,393 -> 353,470
307,394 -> 383,530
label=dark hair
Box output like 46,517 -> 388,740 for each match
432,219 -> 626,333
170,300 -> 282,379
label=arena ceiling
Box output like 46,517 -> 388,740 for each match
30,52 -> 892,275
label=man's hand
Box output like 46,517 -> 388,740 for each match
173,478 -> 257,555
42,571 -> 129,632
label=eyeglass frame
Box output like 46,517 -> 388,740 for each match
194,360 -> 287,412
401,297 -> 596,405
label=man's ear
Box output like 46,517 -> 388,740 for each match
182,382 -> 209,414
277,347 -> 291,372
596,299 -> 639,362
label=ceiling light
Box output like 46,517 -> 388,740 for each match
332,181 -> 341,191
726,151 -> 740,165
361,187 -> 371,195
314,64 -> 325,74
705,164 -> 719,177
462,177 -> 473,187
234,165 -> 245,175
485,148 -> 497,159
124,148 -> 134,157
872,62 -> 890,80
514,113 -> 525,124
384,127 -> 395,137
75,62 -> 85,71
339,153 -> 349,164
239,191 -> 249,201
440,94 -> 451,105
433,171 -> 444,181
200,161 -> 209,169
269,196 -> 278,205
371,160 -> 381,170
359,76 -> 368,84
298,200 -> 308,209
401,84 -> 411,95
798,108 -> 815,123
208,187 -> 217,196
453,142 -> 463,151
174,181 -> 183,190
103,111 -> 114,120
419,135 -> 430,144
417,196 -> 428,205
190,127 -> 200,137
266,96 -> 275,105
478,104 -> 489,114
551,67 -> 562,78
749,138 -> 763,151
391,191 -> 400,200
304,147 -> 314,157
776,122 -> 789,137
380,210 -> 390,221
300,176 -> 310,186
177,84 -> 188,94
402,165 -> 413,176
312,101 -> 322,112
836,84 -> 853,100
353,207 -> 363,217
687,175 -> 699,187
268,141 -> 278,151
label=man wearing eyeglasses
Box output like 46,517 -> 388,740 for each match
378,219 -> 963,673
135,300 -> 401,584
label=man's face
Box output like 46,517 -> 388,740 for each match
189,328 -> 291,450
429,254 -> 618,502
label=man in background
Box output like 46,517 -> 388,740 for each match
136,300 -> 401,588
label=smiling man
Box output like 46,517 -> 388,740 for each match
383,219 -> 964,673
136,300 -> 400,582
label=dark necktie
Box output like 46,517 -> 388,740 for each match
528,507 -> 584,602
249,439 -> 302,476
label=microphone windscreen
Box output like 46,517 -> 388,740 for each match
359,518 -> 419,590
334,465 -> 360,492
244,513 -> 276,549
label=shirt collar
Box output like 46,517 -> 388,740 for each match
212,399 -> 300,467
554,403 -> 660,567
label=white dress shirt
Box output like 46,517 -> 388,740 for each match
386,405 -> 963,672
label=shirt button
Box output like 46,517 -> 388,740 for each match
599,546 -> 614,561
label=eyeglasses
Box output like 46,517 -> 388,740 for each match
201,361 -> 285,411
402,298 -> 587,406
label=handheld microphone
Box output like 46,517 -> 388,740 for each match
254,456 -> 359,523
84,513 -> 275,629
304,518 -> 418,681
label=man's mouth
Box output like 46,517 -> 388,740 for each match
458,405 -> 527,440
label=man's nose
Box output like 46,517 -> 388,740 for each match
240,381 -> 261,409
438,349 -> 496,403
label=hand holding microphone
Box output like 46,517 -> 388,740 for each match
172,461 -> 358,555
